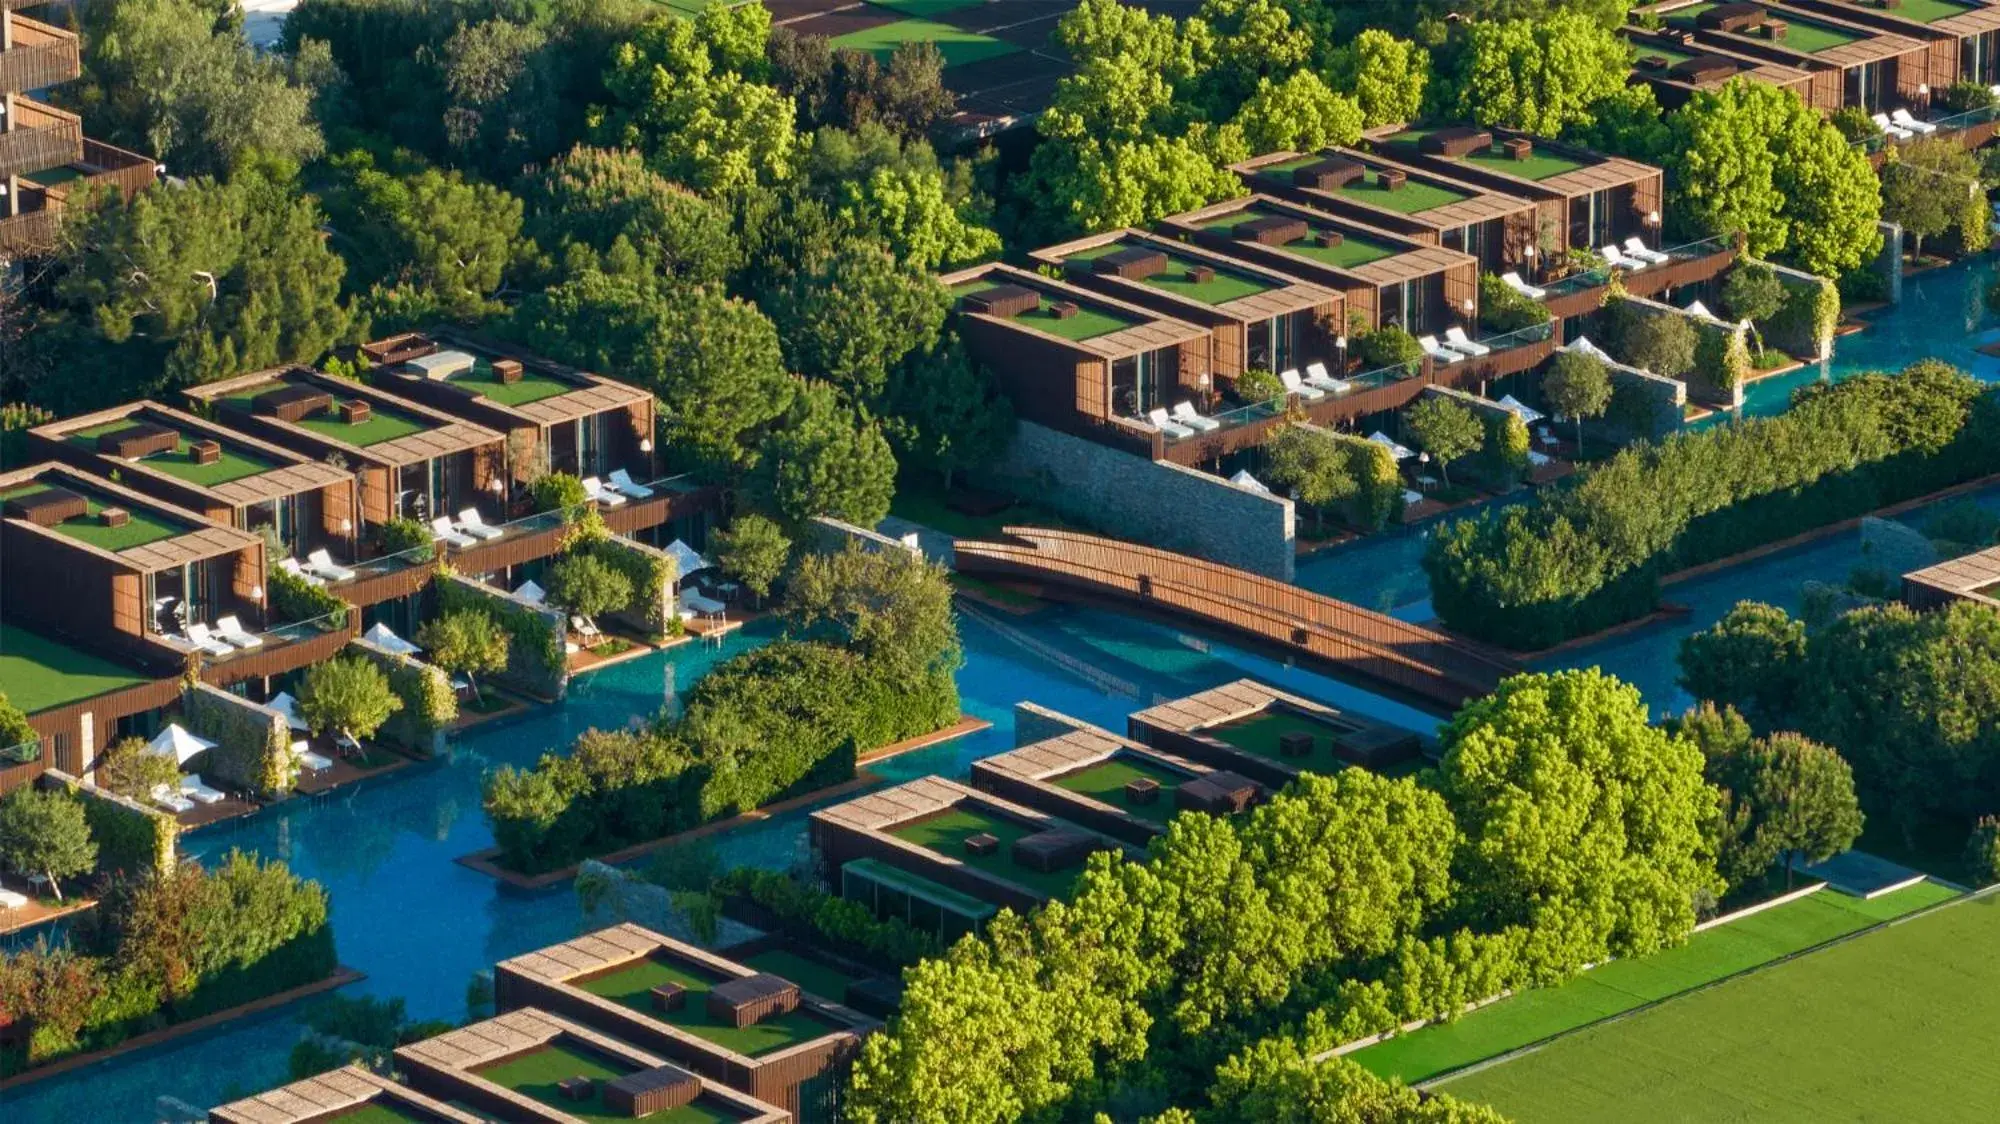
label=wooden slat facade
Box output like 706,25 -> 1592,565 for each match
0,15 -> 80,93
0,98 -> 82,180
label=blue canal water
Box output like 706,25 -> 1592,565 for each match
9,258 -> 1998,1120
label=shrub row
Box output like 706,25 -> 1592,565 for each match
1426,362 -> 2000,648
715,868 -> 937,969
437,571 -> 567,698
270,565 -> 349,630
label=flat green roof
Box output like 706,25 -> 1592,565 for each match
1855,0 -> 1975,23
737,948 -> 859,1004
1061,240 -> 1281,307
1198,208 -> 1403,270
1666,2 -> 1863,53
1454,145 -> 1589,183
475,1042 -> 736,1123
949,278 -> 1143,342
891,806 -> 1104,900
0,621 -> 151,715
1,480 -> 192,552
66,419 -> 282,489
219,381 -> 434,447
1631,40 -> 1702,65
576,954 -> 838,1056
1331,173 -> 1473,215
445,358 -> 575,407
1052,753 -> 1194,825
318,1102 -> 435,1123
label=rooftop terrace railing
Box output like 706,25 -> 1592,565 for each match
1850,102 -> 2000,155
1177,358 -> 1428,442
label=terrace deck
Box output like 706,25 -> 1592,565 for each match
574,955 -> 833,1057
0,620 -> 149,713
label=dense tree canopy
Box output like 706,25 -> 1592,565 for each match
1449,11 -> 1631,137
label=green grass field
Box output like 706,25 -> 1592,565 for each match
447,361 -> 574,407
1332,175 -> 1471,215
1052,755 -> 1191,824
1442,889 -> 2000,1122
476,1042 -> 735,1123
1355,880 -> 1958,1085
738,948 -> 859,1004
0,622 -> 149,715
576,956 -> 836,1056
892,806 -> 1099,900
1062,241 -> 1279,306
830,18 -> 1020,67
1457,147 -> 1587,182
2,480 -> 193,552
869,0 -> 982,15
294,399 -> 430,447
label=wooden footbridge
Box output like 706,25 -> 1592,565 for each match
954,528 -> 1517,712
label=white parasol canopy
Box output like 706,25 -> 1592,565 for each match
363,622 -> 421,657
664,539 -> 712,582
1369,431 -> 1416,461
1229,469 -> 1271,494
145,723 -> 216,766
1496,395 -> 1544,424
268,691 -> 309,732
513,579 -> 546,606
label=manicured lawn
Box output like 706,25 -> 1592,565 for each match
576,955 -> 836,1055
3,481 -> 192,552
323,1102 -> 433,1123
1208,709 -> 1350,762
1886,0 -> 1980,23
830,18 -> 1020,67
0,622 -> 149,715
144,438 -> 279,488
870,0 -> 982,14
1458,148 -> 1588,182
1198,211 -> 1403,269
1013,302 -> 1136,341
1355,879 -> 1961,1086
891,806 -> 1100,900
294,400 -> 429,447
1333,175 -> 1472,215
738,948 -> 859,1003
476,1042 -> 736,1123
1052,755 -> 1191,824
1063,241 -> 1279,306
1775,18 -> 1863,54
447,361 -> 574,407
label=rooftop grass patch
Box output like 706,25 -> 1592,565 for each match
869,0 -> 982,14
1771,17 -> 1864,54
0,621 -> 150,713
293,399 -> 430,447
2,480 -> 193,551
445,359 -> 575,407
1869,0 -> 1976,23
1208,710 -> 1353,762
1052,755 -> 1192,824
1012,303 -> 1137,342
318,1103 -> 435,1124
475,1042 -> 735,1123
737,948 -> 860,1003
1198,210 -> 1403,269
65,419 -> 281,487
1358,879 -> 1957,1085
890,806 -> 1097,899
1332,174 -> 1473,215
1063,241 -> 1279,306
1457,146 -> 1589,182
576,955 -> 835,1056
830,17 -> 1019,67
1440,886 -> 1993,1121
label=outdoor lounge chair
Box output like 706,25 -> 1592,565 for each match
292,742 -> 335,772
1278,369 -> 1325,401
1402,489 -> 1424,506
1443,327 -> 1491,357
607,468 -> 655,499
1599,244 -> 1646,270
1622,237 -> 1671,266
430,517 -> 476,549
1500,271 -> 1547,300
679,588 -> 726,618
1417,335 -> 1463,364
571,615 -> 605,644
304,549 -> 356,583
1527,450 -> 1553,468
581,476 -> 627,507
1171,401 -> 1221,432
214,616 -> 263,649
183,623 -> 236,657
181,776 -> 227,804
278,557 -> 326,588
0,888 -> 26,911
1145,407 -> 1196,440
1891,108 -> 1938,135
1303,362 -> 1351,394
456,508 -> 503,541
150,785 -> 195,814
1872,112 -> 1914,140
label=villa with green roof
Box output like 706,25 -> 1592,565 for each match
1031,229 -> 1344,391
1640,0 -> 1937,112
1791,0 -> 2000,88
1125,678 -> 1424,791
811,776 -> 1143,920
1624,24 -> 1818,106
1234,148 -> 1537,273
28,400 -> 358,565
395,1008 -> 787,1124
495,924 -> 879,1122
209,1063 -> 486,1124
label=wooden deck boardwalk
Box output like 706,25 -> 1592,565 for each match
953,528 -> 1516,712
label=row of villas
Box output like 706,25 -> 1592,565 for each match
943,126 -> 1730,471
0,330 -> 720,788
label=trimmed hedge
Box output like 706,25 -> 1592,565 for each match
715,868 -> 937,969
185,684 -> 294,796
42,770 -> 175,879
437,572 -> 567,699
1762,265 -> 1841,361
1426,362 -> 2000,649
350,641 -> 455,754
270,565 -> 349,629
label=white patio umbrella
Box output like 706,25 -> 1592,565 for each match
1229,469 -> 1271,494
1496,395 -> 1545,424
268,691 -> 309,732
1683,298 -> 1715,320
1369,431 -> 1416,461
1563,335 -> 1609,360
513,579 -> 547,606
363,621 -> 421,657
664,539 -> 712,582
145,723 -> 216,767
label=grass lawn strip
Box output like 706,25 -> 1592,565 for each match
293,400 -> 429,447
1062,241 -> 1278,306
2,481 -> 192,552
1333,175 -> 1473,215
737,948 -> 859,1004
1457,148 -> 1587,182
476,1042 -> 734,1123
576,956 -> 833,1056
445,360 -> 574,407
0,623 -> 150,714
868,0 -> 982,15
829,17 -> 1019,67
1352,879 -> 1959,1084
891,806 -> 1091,900
319,1103 -> 432,1123
1441,889 -> 2000,1122
1051,755 -> 1189,824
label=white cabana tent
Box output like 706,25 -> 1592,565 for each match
513,579 -> 546,606
1229,469 -> 1271,494
1496,395 -> 1544,424
363,622 -> 421,657
1684,299 -> 1715,320
664,539 -> 712,582
145,724 -> 216,767
268,692 -> 309,732
1369,431 -> 1416,461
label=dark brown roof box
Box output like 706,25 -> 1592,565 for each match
1421,126 -> 1493,158
1699,1 -> 1767,32
255,384 -> 335,423
1291,156 -> 1365,191
961,284 -> 1040,318
604,1065 -> 700,1116
706,972 -> 800,1029
1671,54 -> 1744,83
1011,827 -> 1099,873
360,332 -> 438,367
1233,215 -> 1310,246
1176,771 -> 1262,816
1093,246 -> 1170,280
1637,53 -> 1670,71
6,486 -> 87,527
97,422 -> 179,460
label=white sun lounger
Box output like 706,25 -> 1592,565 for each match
292,743 -> 335,772
430,517 -> 476,549
570,615 -> 604,643
1600,244 -> 1646,270
1891,108 -> 1938,135
1278,369 -> 1325,401
678,589 -> 726,618
1146,407 -> 1195,440
1418,335 -> 1463,364
1622,237 -> 1671,265
1401,490 -> 1424,506
1171,401 -> 1221,432
1872,112 -> 1913,140
0,888 -> 27,910
214,615 -> 263,649
1527,450 -> 1552,468
1444,327 -> 1491,357
305,549 -> 356,583
607,468 -> 655,499
181,775 -> 227,804
183,623 -> 235,657
456,508 -> 503,541
1303,362 -> 1351,394
150,785 -> 195,814
581,476 -> 627,507
278,557 -> 326,587
1501,271 -> 1547,300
